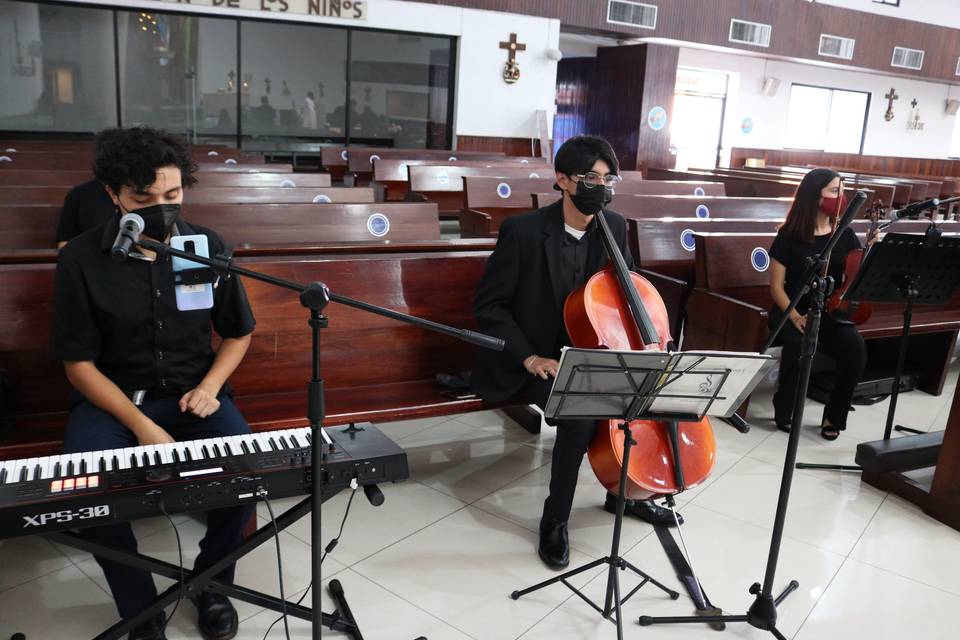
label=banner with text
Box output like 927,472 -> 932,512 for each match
160,0 -> 367,20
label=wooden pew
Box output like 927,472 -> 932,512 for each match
648,168 -> 883,209
0,170 -> 331,188
407,164 -> 555,216
682,232 -> 960,413
730,165 -> 920,206
0,240 -> 559,460
346,148 -> 507,182
373,157 -> 550,201
0,152 -> 288,173
0,186 -> 374,206
1,202 -> 436,250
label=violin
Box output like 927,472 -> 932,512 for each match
828,201 -> 881,325
563,211 -> 716,501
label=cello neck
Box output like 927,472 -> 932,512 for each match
594,210 -> 661,346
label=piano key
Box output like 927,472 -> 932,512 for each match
82,453 -> 94,475
186,441 -> 203,461
17,464 -> 27,482
158,446 -> 173,465
96,457 -> 106,473
0,467 -> 6,484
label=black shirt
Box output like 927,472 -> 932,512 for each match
51,215 -> 256,394
56,180 -> 116,244
769,227 -> 861,314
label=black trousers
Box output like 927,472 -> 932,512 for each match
515,376 -> 601,526
771,313 -> 867,429
62,394 -> 256,620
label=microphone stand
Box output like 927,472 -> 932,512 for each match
639,192 -> 868,638
137,237 -> 503,640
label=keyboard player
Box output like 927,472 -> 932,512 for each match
51,127 -> 255,640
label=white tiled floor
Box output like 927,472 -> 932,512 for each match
2,353 -> 958,639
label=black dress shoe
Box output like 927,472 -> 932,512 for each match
538,518 -> 570,570
604,494 -> 683,527
128,612 -> 167,640
192,592 -> 238,640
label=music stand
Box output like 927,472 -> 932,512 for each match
510,348 -> 772,639
798,232 -> 960,472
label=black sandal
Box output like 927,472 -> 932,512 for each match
820,422 -> 840,441
776,421 -> 791,433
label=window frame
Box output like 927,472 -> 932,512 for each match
0,0 -> 458,149
783,82 -> 871,155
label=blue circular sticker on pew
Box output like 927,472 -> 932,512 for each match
695,204 -> 710,219
496,182 -> 512,199
367,213 -> 391,237
369,154 -> 380,165
521,159 -> 530,164
224,158 -> 237,165
0,156 -> 11,162
528,172 -> 540,178
312,194 -> 332,204
693,187 -> 706,196
340,149 -> 349,161
448,156 -> 458,162
5,147 -> 16,153
741,117 -> 754,134
648,106 -> 667,131
280,179 -> 296,187
207,150 -> 219,156
751,247 -> 770,272
680,229 -> 696,252
437,171 -> 449,185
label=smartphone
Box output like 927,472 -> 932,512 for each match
170,234 -> 215,311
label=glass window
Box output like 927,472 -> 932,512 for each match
240,21 -> 347,140
349,30 -> 454,148
117,11 -> 236,139
0,0 -> 116,132
784,84 -> 868,153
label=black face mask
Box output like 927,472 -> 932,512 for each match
568,181 -> 614,215
121,202 -> 181,240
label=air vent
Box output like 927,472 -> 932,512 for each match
729,19 -> 771,47
607,1 -> 658,29
891,46 -> 924,70
819,34 -> 855,60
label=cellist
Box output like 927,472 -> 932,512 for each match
472,136 -> 681,571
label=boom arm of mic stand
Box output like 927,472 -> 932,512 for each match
137,238 -> 505,352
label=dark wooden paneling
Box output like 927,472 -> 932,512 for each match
456,135 -> 540,157
731,148 -> 960,180
410,0 -> 960,83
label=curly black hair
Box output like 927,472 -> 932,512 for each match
93,127 -> 198,194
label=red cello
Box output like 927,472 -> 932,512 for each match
563,212 -> 717,501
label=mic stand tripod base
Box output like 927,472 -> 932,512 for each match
510,421 -> 679,640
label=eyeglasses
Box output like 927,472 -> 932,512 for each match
572,172 -> 622,189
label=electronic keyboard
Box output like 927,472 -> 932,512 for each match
0,423 -> 408,539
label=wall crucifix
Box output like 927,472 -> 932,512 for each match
499,32 -> 526,84
884,88 -> 899,121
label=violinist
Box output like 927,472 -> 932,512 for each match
768,168 -> 872,440
472,136 -> 680,571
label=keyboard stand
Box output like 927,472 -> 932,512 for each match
46,491 -> 363,640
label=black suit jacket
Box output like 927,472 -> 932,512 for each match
471,200 -> 635,403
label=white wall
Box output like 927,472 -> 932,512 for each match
56,0 -> 560,140
817,0 -> 960,30
678,47 -> 960,160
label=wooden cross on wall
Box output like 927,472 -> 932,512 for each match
884,88 -> 898,121
499,33 -> 526,84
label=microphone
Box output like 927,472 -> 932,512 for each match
836,190 -> 868,236
460,329 -> 506,351
888,197 -> 940,221
111,213 -> 145,262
